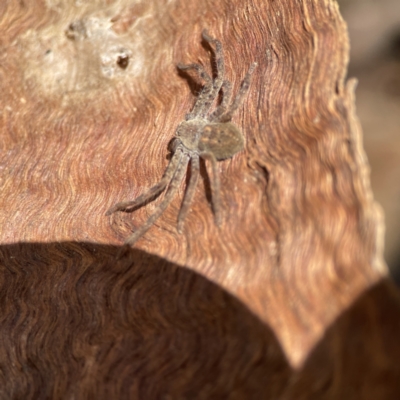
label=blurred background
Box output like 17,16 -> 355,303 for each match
338,0 -> 400,282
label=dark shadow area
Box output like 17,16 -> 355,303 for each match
0,242 -> 289,399
0,242 -> 400,399
283,279 -> 400,399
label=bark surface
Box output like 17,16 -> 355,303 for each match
0,0 -> 398,398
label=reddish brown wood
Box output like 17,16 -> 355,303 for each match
0,0 -> 399,398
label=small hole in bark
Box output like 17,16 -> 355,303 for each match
117,54 -> 129,69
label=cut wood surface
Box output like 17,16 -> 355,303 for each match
0,0 -> 399,398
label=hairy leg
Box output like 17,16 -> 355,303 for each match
199,30 -> 225,118
105,149 -> 183,216
217,62 -> 257,123
177,63 -> 213,120
200,151 -> 221,226
123,154 -> 190,247
177,154 -> 200,233
209,80 -> 232,122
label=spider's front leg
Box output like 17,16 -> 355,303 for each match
177,30 -> 225,120
201,30 -> 225,113
209,80 -> 232,122
177,63 -> 213,120
213,62 -> 257,123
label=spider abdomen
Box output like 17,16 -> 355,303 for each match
199,123 -> 244,160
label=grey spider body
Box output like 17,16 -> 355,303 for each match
176,120 -> 244,160
106,30 -> 256,248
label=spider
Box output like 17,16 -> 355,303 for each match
106,30 -> 257,248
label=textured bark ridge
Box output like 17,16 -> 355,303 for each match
1,0 -> 399,398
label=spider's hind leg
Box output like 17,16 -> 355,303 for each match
123,154 -> 190,247
177,154 -> 200,233
200,151 -> 222,227
105,150 -> 182,216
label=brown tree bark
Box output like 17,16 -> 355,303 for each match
0,0 -> 399,398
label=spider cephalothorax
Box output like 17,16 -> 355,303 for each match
106,30 -> 257,247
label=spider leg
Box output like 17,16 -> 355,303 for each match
209,80 -> 232,122
199,30 -> 225,118
177,154 -> 200,233
177,63 -> 213,120
216,62 -> 257,123
123,154 -> 190,247
200,151 -> 221,226
105,150 -> 183,216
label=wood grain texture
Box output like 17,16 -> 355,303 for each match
0,0 -> 398,398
